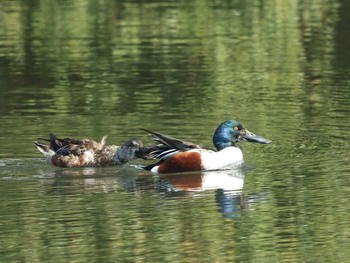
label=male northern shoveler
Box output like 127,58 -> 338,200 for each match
141,120 -> 271,174
35,133 -> 150,168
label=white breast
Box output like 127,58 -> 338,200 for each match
199,147 -> 243,171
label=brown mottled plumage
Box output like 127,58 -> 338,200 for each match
35,133 -> 150,168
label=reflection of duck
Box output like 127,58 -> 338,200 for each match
215,189 -> 243,218
159,169 -> 244,192
158,169 -> 246,218
141,120 -> 271,174
34,134 -> 150,168
37,167 -> 156,195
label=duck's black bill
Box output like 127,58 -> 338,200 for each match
243,130 -> 272,144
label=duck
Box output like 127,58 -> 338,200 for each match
140,120 -> 271,174
34,133 -> 151,168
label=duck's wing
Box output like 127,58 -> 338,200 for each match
141,129 -> 201,150
141,128 -> 205,161
35,133 -> 106,156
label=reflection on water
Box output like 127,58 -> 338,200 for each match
35,164 -> 248,219
159,169 -> 247,218
159,169 -> 244,192
0,158 -> 249,262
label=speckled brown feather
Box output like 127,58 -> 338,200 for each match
35,134 -> 147,167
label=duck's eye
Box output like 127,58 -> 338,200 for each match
233,126 -> 239,131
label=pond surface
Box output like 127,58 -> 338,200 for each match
1,0 -> 350,262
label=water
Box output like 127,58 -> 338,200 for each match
1,0 -> 350,262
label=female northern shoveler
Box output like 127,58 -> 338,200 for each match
141,120 -> 271,174
35,133 -> 150,168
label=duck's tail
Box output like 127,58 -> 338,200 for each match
34,142 -> 49,154
142,163 -> 157,171
34,141 -> 56,162
131,162 -> 157,172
